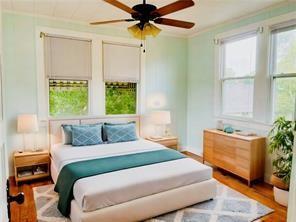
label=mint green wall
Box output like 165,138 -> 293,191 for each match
2,12 -> 187,175
3,2 -> 296,176
187,2 -> 296,154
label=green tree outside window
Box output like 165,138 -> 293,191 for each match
105,82 -> 137,115
49,80 -> 88,117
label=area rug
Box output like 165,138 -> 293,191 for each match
33,182 -> 273,222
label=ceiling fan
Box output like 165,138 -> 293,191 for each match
90,0 -> 195,40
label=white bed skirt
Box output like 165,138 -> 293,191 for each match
70,178 -> 217,222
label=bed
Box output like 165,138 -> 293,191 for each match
49,116 -> 217,222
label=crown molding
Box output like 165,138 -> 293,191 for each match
3,1 -> 292,40
2,9 -> 188,39
187,1 -> 292,38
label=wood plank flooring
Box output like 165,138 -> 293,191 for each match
183,152 -> 287,222
9,152 -> 287,222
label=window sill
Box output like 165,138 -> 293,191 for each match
47,114 -> 140,121
215,115 -> 272,132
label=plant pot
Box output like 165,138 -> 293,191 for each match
273,186 -> 289,207
270,174 -> 289,190
270,174 -> 289,207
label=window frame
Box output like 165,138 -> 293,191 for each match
214,12 -> 296,129
36,27 -> 145,120
220,31 -> 258,119
270,22 -> 296,120
216,29 -> 259,121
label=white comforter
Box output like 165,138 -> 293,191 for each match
51,139 -> 213,212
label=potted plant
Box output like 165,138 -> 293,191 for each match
268,117 -> 295,207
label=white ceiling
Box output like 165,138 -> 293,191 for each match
1,0 -> 288,36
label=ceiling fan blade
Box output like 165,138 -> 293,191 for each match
90,19 -> 135,25
152,0 -> 194,17
154,18 -> 195,29
103,0 -> 136,14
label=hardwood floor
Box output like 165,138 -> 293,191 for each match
8,152 -> 287,222
9,177 -> 52,222
184,152 -> 287,222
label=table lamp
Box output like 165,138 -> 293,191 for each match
151,110 -> 171,138
17,114 -> 39,152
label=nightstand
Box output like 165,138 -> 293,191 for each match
146,136 -> 179,150
14,150 -> 50,185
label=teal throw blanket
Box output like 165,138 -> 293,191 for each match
54,149 -> 186,216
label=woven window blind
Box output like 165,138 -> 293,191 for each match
103,43 -> 141,83
44,35 -> 92,80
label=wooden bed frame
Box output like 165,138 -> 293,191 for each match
48,115 -> 217,222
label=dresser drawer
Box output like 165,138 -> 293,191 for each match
203,146 -> 213,162
203,129 -> 265,186
14,154 -> 49,167
235,165 -> 250,179
213,153 -> 236,172
204,131 -> 214,141
236,148 -> 250,160
214,140 -> 236,157
236,157 -> 250,169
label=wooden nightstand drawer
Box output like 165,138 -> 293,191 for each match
15,154 -> 49,167
14,150 -> 50,185
159,139 -> 178,147
146,137 -> 179,150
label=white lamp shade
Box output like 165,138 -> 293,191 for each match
17,114 -> 39,133
151,111 -> 171,125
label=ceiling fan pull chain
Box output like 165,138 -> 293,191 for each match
143,39 -> 146,53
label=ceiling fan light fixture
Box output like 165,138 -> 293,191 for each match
128,24 -> 143,40
143,23 -> 161,37
128,23 -> 161,40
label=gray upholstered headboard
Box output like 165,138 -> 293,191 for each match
48,115 -> 141,149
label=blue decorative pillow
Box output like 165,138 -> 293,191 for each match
102,121 -> 135,142
104,122 -> 138,143
61,124 -> 73,145
72,124 -> 103,146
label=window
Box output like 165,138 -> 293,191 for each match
49,80 -> 88,117
44,35 -> 92,117
103,43 -> 141,115
220,34 -> 257,118
105,82 -> 137,115
271,23 -> 296,120
38,30 -> 144,119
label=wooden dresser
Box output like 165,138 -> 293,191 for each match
203,129 -> 266,186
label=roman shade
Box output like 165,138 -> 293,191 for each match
103,43 -> 141,83
270,19 -> 296,34
220,29 -> 258,44
44,35 -> 92,80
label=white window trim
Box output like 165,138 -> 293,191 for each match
214,11 -> 296,127
36,27 -> 146,120
214,26 -> 260,122
269,20 -> 296,121
221,31 -> 257,118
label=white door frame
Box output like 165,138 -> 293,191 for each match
287,102 -> 296,222
0,143 -> 8,222
0,2 -> 9,221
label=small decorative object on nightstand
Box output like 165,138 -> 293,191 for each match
14,150 -> 50,186
146,136 -> 179,150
